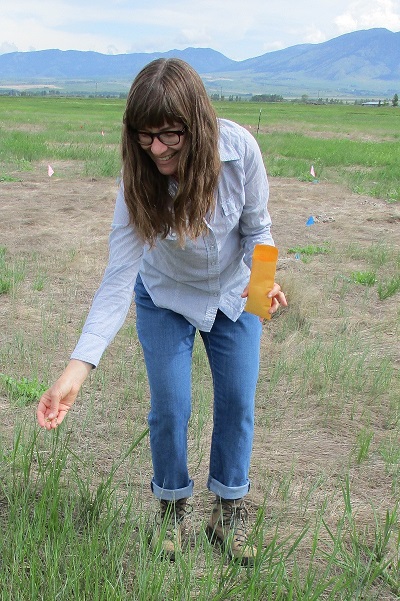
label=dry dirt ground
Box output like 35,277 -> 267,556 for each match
1,168 -> 400,575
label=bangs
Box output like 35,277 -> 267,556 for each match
125,81 -> 185,132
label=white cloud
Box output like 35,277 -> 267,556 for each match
304,27 -> 328,45
0,12 -> 124,54
174,29 -> 213,48
0,41 -> 18,54
106,45 -> 119,55
335,0 -> 400,32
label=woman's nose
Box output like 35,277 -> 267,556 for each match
150,137 -> 168,155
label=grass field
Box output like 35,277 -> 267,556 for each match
1,97 -> 399,201
0,97 -> 399,600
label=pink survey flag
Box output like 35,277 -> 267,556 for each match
48,164 -> 54,177
310,165 -> 316,178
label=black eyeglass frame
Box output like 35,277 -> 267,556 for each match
134,127 -> 187,146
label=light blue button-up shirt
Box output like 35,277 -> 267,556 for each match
71,119 -> 273,367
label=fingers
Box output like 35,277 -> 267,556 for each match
37,388 -> 62,430
267,282 -> 282,299
36,360 -> 91,430
37,381 -> 74,430
271,290 -> 288,308
242,282 -> 287,317
267,283 -> 288,315
241,285 -> 249,298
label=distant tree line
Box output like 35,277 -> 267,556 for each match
0,89 -> 127,98
250,94 -> 284,102
1,89 -> 398,106
209,93 -> 284,102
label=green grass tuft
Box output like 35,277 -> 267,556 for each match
288,244 -> 330,256
0,374 -> 48,406
377,275 -> 400,300
351,271 -> 377,286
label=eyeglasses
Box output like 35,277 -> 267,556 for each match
135,127 -> 186,147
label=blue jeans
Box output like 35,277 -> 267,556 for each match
134,275 -> 262,501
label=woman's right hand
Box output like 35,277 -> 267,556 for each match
37,359 -> 93,430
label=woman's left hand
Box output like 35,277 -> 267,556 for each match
241,282 -> 288,318
267,282 -> 288,315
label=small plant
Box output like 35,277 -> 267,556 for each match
288,243 -> 330,256
0,374 -> 48,406
33,273 -> 46,291
379,436 -> 400,477
354,426 -> 374,464
0,174 -> 21,182
0,247 -> 25,294
377,275 -> 400,300
0,277 -> 12,294
0,247 -> 11,293
351,271 -> 377,286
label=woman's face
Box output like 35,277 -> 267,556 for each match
139,122 -> 186,177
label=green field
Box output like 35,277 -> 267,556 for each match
1,97 -> 399,600
1,97 -> 399,201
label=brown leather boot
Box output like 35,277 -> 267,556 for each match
206,497 -> 257,565
151,498 -> 188,561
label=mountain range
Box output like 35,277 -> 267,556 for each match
0,28 -> 399,97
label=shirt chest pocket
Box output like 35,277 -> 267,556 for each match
220,194 -> 243,217
209,193 -> 244,240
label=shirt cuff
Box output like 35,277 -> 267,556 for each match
70,332 -> 109,368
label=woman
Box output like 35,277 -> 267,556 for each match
37,58 -> 287,564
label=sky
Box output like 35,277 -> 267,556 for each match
1,0 -> 400,61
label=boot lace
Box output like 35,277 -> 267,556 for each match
220,500 -> 249,547
160,498 -> 191,525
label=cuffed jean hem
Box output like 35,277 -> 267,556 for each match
207,476 -> 250,500
151,478 -> 194,501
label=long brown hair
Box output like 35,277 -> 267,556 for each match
122,58 -> 220,246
